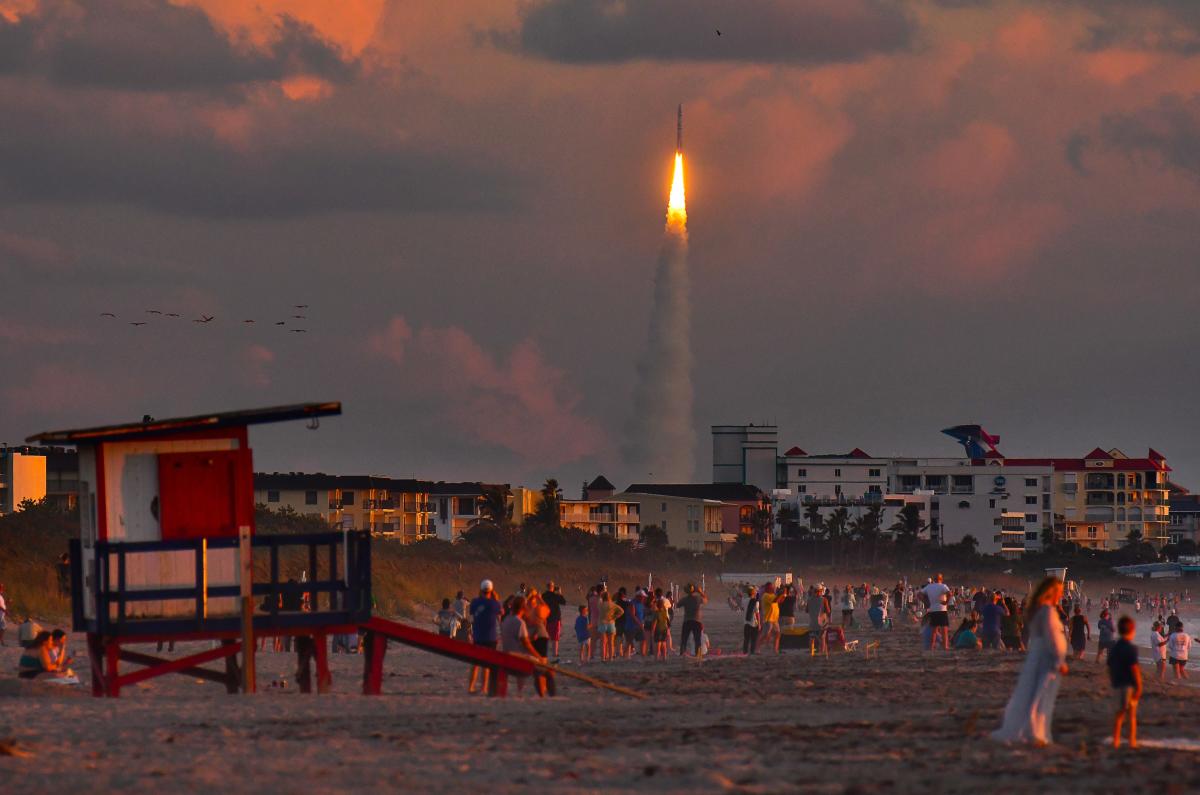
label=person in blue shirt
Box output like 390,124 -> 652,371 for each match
979,591 -> 1009,649
468,580 -> 502,694
574,605 -> 591,663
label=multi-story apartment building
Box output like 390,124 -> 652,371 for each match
778,447 -> 890,501
559,498 -> 642,541
0,445 -> 48,514
890,458 -> 1053,555
995,448 -> 1170,550
714,425 -> 1174,554
712,424 -> 779,493
1168,489 -> 1200,547
429,482 -> 486,542
625,482 -> 766,541
254,473 -> 439,543
612,489 -> 727,553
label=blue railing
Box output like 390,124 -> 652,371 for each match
74,531 -> 371,637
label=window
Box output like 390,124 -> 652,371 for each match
1025,478 -> 1038,488
341,490 -> 355,507
868,485 -> 882,494
958,500 -> 970,509
834,485 -> 842,495
797,468 -> 807,478
662,520 -> 668,532
1026,532 -> 1039,541
1025,496 -> 1038,505
1025,514 -> 1038,524
989,499 -> 996,509
1087,526 -> 1098,539
661,502 -> 667,513
953,475 -> 973,489
267,490 -> 280,503
869,469 -> 881,477
305,490 -> 317,506
797,486 -> 806,494
834,468 -> 842,477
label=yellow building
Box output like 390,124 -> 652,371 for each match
254,474 -> 437,543
1044,448 -> 1171,550
0,447 -> 48,515
612,491 -> 726,553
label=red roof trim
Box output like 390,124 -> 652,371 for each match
783,446 -> 806,457
848,448 -> 871,459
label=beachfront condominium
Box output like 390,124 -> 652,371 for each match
713,424 -> 1174,554
254,473 -> 446,543
611,488 -> 729,553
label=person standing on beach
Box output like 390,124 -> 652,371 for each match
677,583 -> 707,657
980,592 -> 1009,650
743,586 -> 761,655
1150,620 -> 1168,681
1095,610 -> 1116,664
840,585 -> 856,628
992,577 -> 1069,745
543,582 -> 566,660
779,585 -> 797,630
596,591 -> 623,662
1166,620 -> 1191,679
468,580 -> 502,694
1108,616 -> 1141,749
1069,606 -> 1090,660
921,574 -> 952,650
760,583 -> 781,654
0,583 -> 7,646
453,590 -> 472,642
500,596 -> 548,696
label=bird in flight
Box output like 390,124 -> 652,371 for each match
291,329 -> 307,333
194,315 -> 214,323
294,304 -> 308,309
274,321 -> 286,326
130,321 -> 147,326
165,313 -> 180,318
715,28 -> 721,36
291,315 -> 306,320
100,312 -> 115,318
243,320 -> 255,324
146,310 -> 162,315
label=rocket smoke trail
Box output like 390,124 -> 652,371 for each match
624,107 -> 695,481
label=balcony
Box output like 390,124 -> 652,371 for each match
1085,493 -> 1114,506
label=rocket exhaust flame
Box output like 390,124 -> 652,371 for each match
624,108 -> 695,481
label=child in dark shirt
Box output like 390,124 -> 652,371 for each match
574,605 -> 591,664
1106,615 -> 1141,749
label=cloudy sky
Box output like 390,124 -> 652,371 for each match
2,0 -> 1200,491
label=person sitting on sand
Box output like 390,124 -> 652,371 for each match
18,630 -> 71,680
49,629 -> 71,668
953,619 -> 982,650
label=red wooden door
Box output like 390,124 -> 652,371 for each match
157,449 -> 253,539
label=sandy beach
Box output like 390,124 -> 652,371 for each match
3,596 -> 1200,794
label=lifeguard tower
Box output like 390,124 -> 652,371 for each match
29,402 -> 561,699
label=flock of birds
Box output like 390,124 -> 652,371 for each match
101,305 -> 311,332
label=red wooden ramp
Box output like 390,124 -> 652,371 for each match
359,617 -> 544,697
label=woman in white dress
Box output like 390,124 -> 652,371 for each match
992,577 -> 1068,745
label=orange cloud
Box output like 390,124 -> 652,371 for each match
180,0 -> 385,56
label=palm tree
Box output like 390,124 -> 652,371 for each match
526,478 -> 562,530
472,485 -> 513,528
889,503 -> 925,545
824,507 -> 849,566
804,503 -> 822,533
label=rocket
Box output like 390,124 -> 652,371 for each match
676,104 -> 683,152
